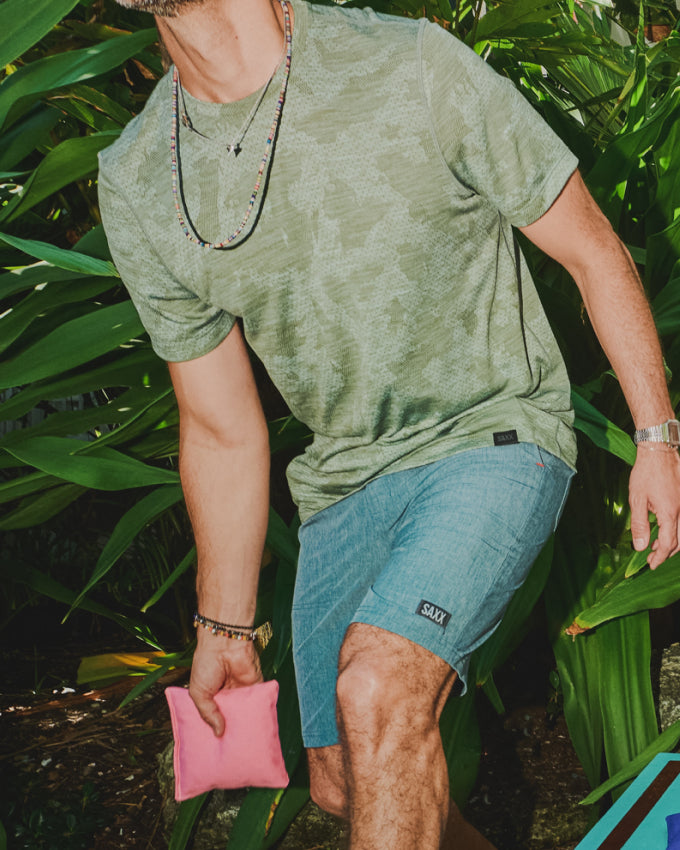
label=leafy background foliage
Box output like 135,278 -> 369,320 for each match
1,0 -> 680,846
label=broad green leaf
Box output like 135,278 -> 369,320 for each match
0,106 -> 59,172
2,436 -> 179,489
652,109 -> 680,231
440,686 -> 481,807
481,674 -> 505,714
169,796 -> 209,850
73,223 -> 114,260
59,84 -> 133,127
474,0 -> 561,42
0,392 -> 167,447
551,533 -> 666,796
77,651 -> 168,686
0,276 -> 115,356
587,83 -> 680,215
0,471 -> 62,505
268,415 -> 311,455
228,789 -> 286,850
0,232 -> 118,276
141,546 -> 196,612
624,534 -> 657,578
74,485 -> 184,606
260,783 -> 310,850
545,536 -> 606,788
117,649 -> 192,710
229,654 -> 303,849
572,389 -> 636,465
599,613 -> 657,785
0,301 -> 143,389
0,263 -> 87,300
647,216 -> 680,301
0,380 -> 173,450
0,348 -> 161,421
4,565 -> 162,648
275,649 -> 304,776
572,551 -> 680,630
271,514 -> 299,673
0,482 -> 85,529
0,28 -> 158,132
0,132 -> 120,223
0,0 -> 79,68
652,270 -> 680,336
581,718 -> 680,805
266,507 -> 299,567
81,384 -> 175,449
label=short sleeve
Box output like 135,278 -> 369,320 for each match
97,161 -> 235,363
420,22 -> 578,226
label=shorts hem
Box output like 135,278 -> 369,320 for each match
302,732 -> 341,749
350,601 -> 470,697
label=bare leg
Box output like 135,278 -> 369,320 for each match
308,744 -> 497,849
335,623 -> 456,850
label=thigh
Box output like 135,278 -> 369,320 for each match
292,486 -> 395,748
352,443 -> 574,693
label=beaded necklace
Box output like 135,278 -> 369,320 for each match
170,0 -> 292,249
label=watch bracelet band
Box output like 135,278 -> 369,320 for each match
634,418 -> 680,447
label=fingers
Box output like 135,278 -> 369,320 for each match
190,683 -> 226,736
630,496 -> 651,554
189,639 -> 263,736
648,511 -> 680,571
630,449 -> 680,570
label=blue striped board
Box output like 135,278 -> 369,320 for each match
575,753 -> 680,849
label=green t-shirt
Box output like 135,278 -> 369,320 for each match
98,0 -> 578,522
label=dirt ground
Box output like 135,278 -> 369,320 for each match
0,638 -> 592,850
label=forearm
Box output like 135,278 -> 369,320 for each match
572,236 -> 673,428
520,172 -> 673,426
179,421 -> 270,626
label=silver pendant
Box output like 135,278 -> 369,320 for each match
227,143 -> 242,156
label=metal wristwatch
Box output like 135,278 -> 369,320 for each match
633,418 -> 680,447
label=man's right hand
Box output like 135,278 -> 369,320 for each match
189,633 -> 264,736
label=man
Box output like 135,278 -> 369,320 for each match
98,0 -> 680,847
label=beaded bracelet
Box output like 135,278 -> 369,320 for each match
193,614 -> 274,652
193,612 -> 256,639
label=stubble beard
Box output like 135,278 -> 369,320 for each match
113,0 -> 207,16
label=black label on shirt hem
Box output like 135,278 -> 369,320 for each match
493,430 -> 519,446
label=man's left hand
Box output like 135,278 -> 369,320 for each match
630,447 -> 680,569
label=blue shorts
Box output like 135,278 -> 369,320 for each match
292,443 -> 574,748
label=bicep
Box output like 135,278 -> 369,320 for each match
168,323 -> 267,446
519,170 -> 623,282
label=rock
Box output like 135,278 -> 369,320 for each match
659,643 -> 680,731
527,806 -> 591,849
157,742 -> 345,849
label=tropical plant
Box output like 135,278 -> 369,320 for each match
2,0 -> 680,847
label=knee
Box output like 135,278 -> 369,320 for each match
336,655 -> 435,740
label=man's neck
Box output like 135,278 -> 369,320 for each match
156,0 -> 289,103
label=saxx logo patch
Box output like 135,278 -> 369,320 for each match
416,600 -> 451,629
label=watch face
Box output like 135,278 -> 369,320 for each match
667,420 -> 680,446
